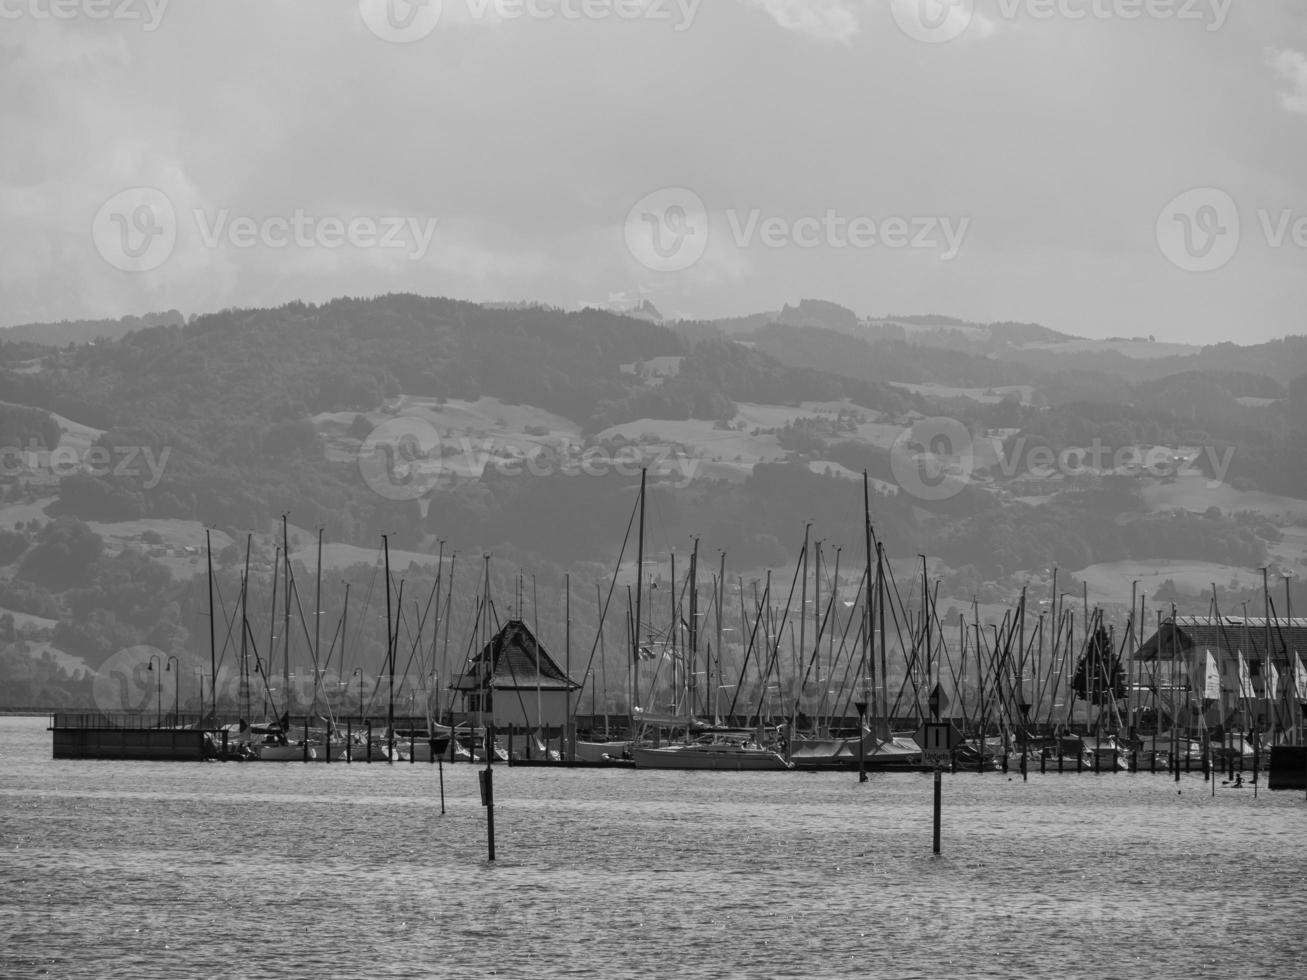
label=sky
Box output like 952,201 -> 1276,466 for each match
1,0 -> 1306,343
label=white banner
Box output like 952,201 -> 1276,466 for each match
1203,649 -> 1221,701
1237,651 -> 1254,700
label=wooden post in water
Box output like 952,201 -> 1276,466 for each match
931,692 -> 943,856
932,770 -> 942,855
346,720 -> 352,763
438,751 -> 446,815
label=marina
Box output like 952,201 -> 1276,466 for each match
4,714 -> 1305,980
44,475 -> 1307,791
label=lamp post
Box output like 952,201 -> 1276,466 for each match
353,668 -> 364,722
147,654 -> 162,727
165,656 -> 179,726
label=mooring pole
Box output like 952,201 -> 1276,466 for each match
438,754 -> 446,815
482,726 -> 496,861
855,700 -> 868,784
930,689 -> 943,856
932,770 -> 942,855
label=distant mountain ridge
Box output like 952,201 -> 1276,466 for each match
1,311 -> 185,346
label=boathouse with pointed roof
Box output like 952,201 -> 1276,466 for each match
1136,616 -> 1307,728
452,619 -> 581,728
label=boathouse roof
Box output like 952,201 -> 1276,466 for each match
452,619 -> 581,692
1137,616 -> 1307,663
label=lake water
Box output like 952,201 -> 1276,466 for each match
1,715 -> 1303,979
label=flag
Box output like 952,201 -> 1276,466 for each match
636,644 -> 656,662
1265,660 -> 1280,702
1295,652 -> 1307,702
1236,651 -> 1254,700
1203,649 -> 1221,701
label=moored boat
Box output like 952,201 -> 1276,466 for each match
632,735 -> 792,771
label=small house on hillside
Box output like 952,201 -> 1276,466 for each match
451,619 -> 580,728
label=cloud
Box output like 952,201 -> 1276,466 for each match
738,0 -> 862,44
1267,47 -> 1307,116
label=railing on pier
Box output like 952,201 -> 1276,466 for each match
51,711 -> 209,731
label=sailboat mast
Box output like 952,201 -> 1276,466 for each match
798,523 -> 809,733
632,469 -> 646,728
877,540 -> 888,729
862,473 -> 873,723
383,533 -> 393,762
313,527 -> 322,720
205,528 -> 215,722
281,515 -> 291,718
689,538 -> 698,719
564,572 -> 571,755
341,582 -> 349,718
716,550 -> 725,725
267,545 -> 279,720
240,534 -> 251,721
813,539 -> 821,735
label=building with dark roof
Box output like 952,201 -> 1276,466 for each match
451,619 -> 581,728
1136,616 -> 1307,729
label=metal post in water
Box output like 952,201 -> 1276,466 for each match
303,717 -> 309,763
482,722 -> 497,861
347,720 -> 352,764
438,753 -> 446,815
855,701 -> 867,784
932,769 -> 942,856
367,720 -> 373,763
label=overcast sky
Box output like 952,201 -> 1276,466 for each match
2,0 -> 1305,343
